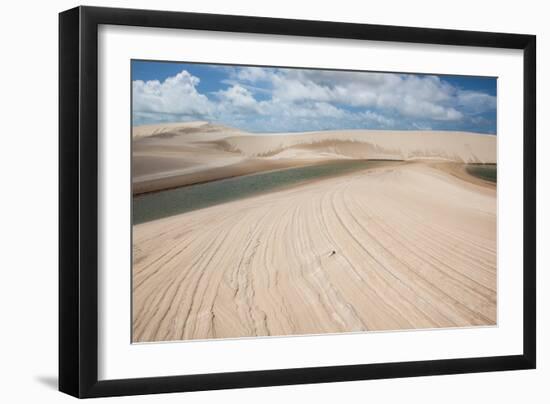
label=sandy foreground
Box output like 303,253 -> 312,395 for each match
132,160 -> 496,342
132,122 -> 496,194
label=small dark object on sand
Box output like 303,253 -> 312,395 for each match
329,250 -> 336,257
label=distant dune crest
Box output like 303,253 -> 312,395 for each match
132,121 -> 246,141
132,122 -> 496,194
221,130 -> 496,164
134,122 -> 496,163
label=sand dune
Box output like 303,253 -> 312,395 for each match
222,130 -> 496,162
132,122 -> 496,194
132,162 -> 496,342
132,121 -> 245,140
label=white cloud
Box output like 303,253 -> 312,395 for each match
359,111 -> 396,127
215,85 -> 262,114
229,67 -> 474,122
133,67 -> 496,133
457,90 -> 497,112
133,70 -> 213,117
234,66 -> 271,83
398,97 -> 463,121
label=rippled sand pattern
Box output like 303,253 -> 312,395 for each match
132,162 -> 496,342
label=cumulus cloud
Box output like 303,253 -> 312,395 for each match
132,70 -> 213,120
234,66 -> 271,83
254,69 -> 464,121
457,90 -> 497,112
215,85 -> 262,114
226,67 -> 479,123
132,66 -> 496,133
360,110 -> 396,127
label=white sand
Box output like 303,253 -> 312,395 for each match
132,161 -> 496,342
132,123 -> 496,194
222,129 -> 496,163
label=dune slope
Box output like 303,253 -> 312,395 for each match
132,162 -> 496,342
132,123 -> 496,194
222,129 -> 496,163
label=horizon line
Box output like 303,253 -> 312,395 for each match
131,120 -> 497,136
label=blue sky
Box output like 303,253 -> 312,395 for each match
132,60 -> 497,134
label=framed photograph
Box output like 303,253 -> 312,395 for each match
59,6 -> 536,398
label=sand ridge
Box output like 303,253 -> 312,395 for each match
132,122 -> 496,194
222,129 -> 496,163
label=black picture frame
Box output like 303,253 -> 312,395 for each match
59,5 -> 536,398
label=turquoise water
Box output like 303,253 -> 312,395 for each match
466,164 -> 497,183
133,160 -> 387,224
